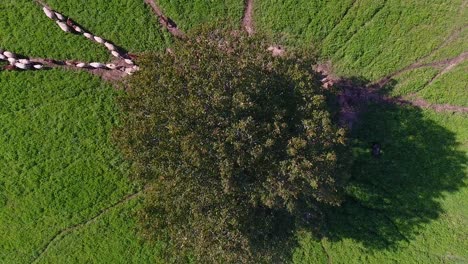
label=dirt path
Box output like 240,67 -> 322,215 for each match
372,52 -> 468,88
30,188 -> 146,264
427,51 -> 467,86
242,0 -> 255,35
401,96 -> 468,113
316,64 -> 467,129
144,0 -> 186,39
321,240 -> 333,264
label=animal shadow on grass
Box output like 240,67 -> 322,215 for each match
319,78 -> 467,250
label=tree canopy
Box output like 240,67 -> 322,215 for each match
114,27 -> 350,263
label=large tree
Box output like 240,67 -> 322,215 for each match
114,27 -> 349,263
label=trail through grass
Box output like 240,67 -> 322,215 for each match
255,0 -> 466,81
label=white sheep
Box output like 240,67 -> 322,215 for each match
111,50 -> 121,58
106,64 -> 117,70
83,33 -> 93,39
7,58 -> 16,64
18,59 -> 30,64
4,51 -> 16,58
94,36 -> 105,44
125,67 -> 134,75
76,63 -> 87,68
0,54 -> 6,60
124,59 -> 134,65
89,62 -> 105,68
55,12 -> 65,21
56,21 -> 70,32
14,62 -> 29,70
104,42 -> 116,51
42,7 -> 57,20
33,64 -> 44,70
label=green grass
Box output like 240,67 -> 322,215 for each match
1,1 -> 169,262
387,67 -> 440,97
417,61 -> 468,107
155,0 -> 244,31
420,23 -> 468,64
0,70 -> 160,263
38,199 -> 163,264
255,0 -> 466,81
1,0 -> 467,263
386,62 -> 468,107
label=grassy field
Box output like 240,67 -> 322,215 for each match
154,0 -> 244,31
0,1 -> 167,262
255,0 -> 466,80
1,0 -> 466,263
0,70 -> 160,263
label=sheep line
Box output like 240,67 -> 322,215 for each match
40,6 -> 135,65
0,49 -> 140,75
1,3 -> 139,75
0,49 -> 44,70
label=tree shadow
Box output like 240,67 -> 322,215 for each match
252,75 -> 466,262
318,77 -> 467,249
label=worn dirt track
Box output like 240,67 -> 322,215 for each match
372,52 -> 468,89
402,96 -> 468,113
242,0 -> 255,35
144,0 -> 186,39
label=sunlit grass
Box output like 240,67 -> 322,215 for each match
155,0 -> 244,31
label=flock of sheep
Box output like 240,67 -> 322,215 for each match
0,50 -> 44,70
1,5 -> 139,75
